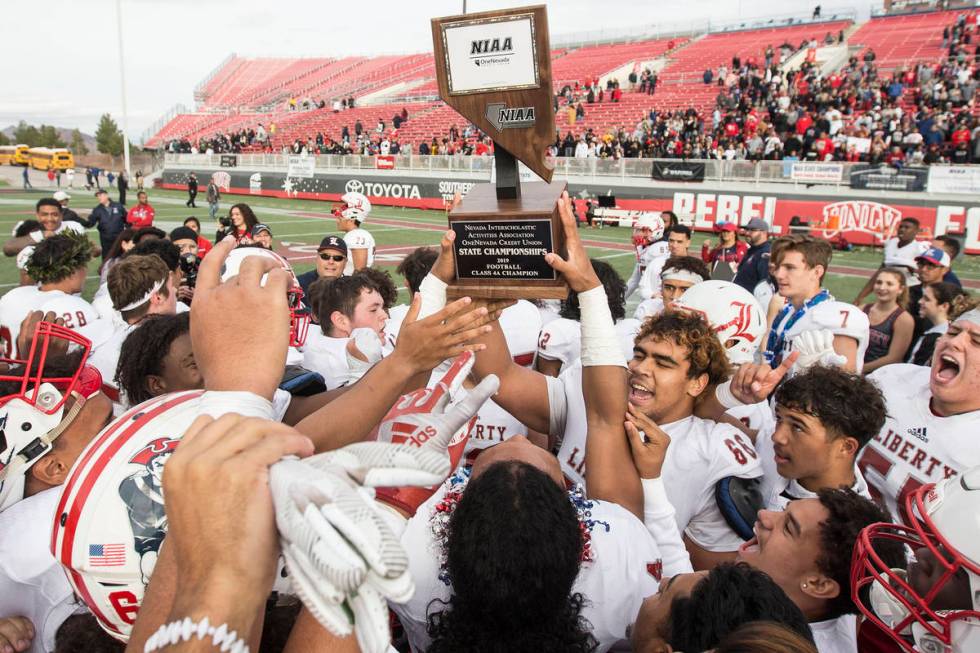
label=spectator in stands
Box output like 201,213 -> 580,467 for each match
861,268 -> 915,374
907,281 -> 970,366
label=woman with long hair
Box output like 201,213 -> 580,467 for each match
97,227 -> 136,279
907,282 -> 971,366
861,267 -> 914,374
218,203 -> 258,243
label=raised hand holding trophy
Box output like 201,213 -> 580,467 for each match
432,4 -> 568,299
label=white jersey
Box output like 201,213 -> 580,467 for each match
634,298 -> 664,323
343,227 -> 375,275
860,364 -> 980,522
460,394 -> 527,456
811,615 -> 858,653
770,296 -> 870,373
499,300 -> 541,368
550,365 -> 762,552
536,299 -> 562,327
637,247 -> 671,300
537,317 -> 640,374
0,285 -> 42,357
883,237 -> 928,270
35,290 -> 111,346
383,303 -> 411,348
301,329 -> 352,390
0,488 -> 83,653
87,322 -> 136,408
626,241 -> 669,298
391,471 -> 661,653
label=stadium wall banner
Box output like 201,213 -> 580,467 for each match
375,155 -> 396,170
219,155 -> 238,168
158,168 -> 980,253
790,162 -> 843,183
849,164 -> 928,191
651,161 -> 705,182
927,165 -> 980,195
286,155 -> 316,179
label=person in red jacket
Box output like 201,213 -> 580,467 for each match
701,221 -> 748,269
126,191 -> 155,228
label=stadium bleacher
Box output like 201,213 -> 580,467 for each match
148,7 -> 977,157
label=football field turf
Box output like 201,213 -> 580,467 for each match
2,188 -> 978,310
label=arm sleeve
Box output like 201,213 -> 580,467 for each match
624,262 -> 641,299
544,374 -> 569,437
638,256 -> 666,300
641,477 -> 693,576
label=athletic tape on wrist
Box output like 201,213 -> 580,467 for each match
199,391 -> 276,420
579,285 -> 626,368
715,380 -> 746,410
418,273 -> 448,320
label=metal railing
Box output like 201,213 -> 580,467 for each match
163,152 -> 979,188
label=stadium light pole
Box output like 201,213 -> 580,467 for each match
115,0 -> 132,178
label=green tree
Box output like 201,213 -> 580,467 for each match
70,129 -> 88,155
0,132 -> 8,146
13,120 -> 40,146
38,125 -> 66,148
95,113 -> 124,156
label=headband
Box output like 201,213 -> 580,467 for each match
661,268 -> 705,284
119,278 -> 165,312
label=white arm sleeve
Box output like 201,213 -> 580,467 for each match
625,262 -> 641,299
545,375 -> 569,437
637,257 -> 666,301
417,273 -> 447,320
642,477 -> 694,576
199,391 -> 275,420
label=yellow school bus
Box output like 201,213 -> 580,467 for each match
0,144 -> 31,165
28,147 -> 74,171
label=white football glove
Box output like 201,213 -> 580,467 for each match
790,329 -> 847,372
345,327 -> 384,386
270,352 -> 499,653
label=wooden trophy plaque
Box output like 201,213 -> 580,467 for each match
431,4 -> 568,300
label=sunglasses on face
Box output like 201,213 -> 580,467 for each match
319,253 -> 346,262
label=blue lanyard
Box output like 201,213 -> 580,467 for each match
765,290 -> 832,365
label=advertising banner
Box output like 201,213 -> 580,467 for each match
286,155 -> 316,178
790,162 -> 843,183
651,160 -> 705,182
850,164 -> 928,191
927,165 -> 980,195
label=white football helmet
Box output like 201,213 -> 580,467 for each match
632,213 -> 665,245
670,280 -> 765,365
0,322 -> 101,512
335,191 -> 371,223
220,247 -> 310,347
852,467 -> 980,653
52,390 -> 206,640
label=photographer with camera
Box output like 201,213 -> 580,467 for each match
170,226 -> 201,301
216,203 -> 258,244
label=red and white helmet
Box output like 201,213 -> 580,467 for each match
220,247 -> 310,347
52,390 -> 205,640
852,467 -> 980,653
334,191 -> 371,223
632,213 -> 666,246
0,322 -> 101,512
670,280 -> 765,365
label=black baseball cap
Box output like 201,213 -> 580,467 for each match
318,236 -> 347,255
254,223 -> 272,235
169,226 -> 198,243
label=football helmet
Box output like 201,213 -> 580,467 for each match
220,247 -> 310,347
631,213 -> 666,246
852,467 -> 980,653
52,390 -> 206,640
670,280 -> 765,365
334,191 -> 371,223
0,322 -> 100,512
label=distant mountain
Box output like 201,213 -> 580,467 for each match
1,126 -> 97,153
